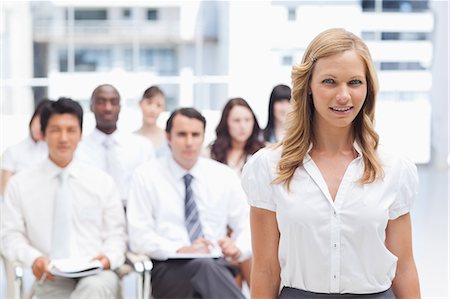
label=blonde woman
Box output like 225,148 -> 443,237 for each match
242,28 -> 420,298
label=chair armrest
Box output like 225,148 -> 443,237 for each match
115,252 -> 153,279
1,255 -> 25,299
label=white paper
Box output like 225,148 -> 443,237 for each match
165,252 -> 222,259
50,258 -> 103,278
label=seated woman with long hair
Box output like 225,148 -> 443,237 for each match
208,97 -> 265,290
209,97 -> 265,176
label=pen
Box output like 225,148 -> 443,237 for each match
38,260 -> 52,285
38,272 -> 47,285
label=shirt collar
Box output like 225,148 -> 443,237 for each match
167,155 -> 202,183
43,157 -> 80,179
93,128 -> 120,146
304,141 -> 363,163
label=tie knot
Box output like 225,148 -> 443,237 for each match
183,174 -> 193,187
103,137 -> 115,149
58,170 -> 69,182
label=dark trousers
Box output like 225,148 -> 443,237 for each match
279,287 -> 395,299
151,258 -> 245,299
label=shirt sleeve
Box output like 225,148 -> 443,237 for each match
241,149 -> 276,212
1,177 -> 43,267
389,157 -> 418,220
100,176 -> 127,270
1,146 -> 16,172
225,171 -> 252,262
127,165 -> 183,259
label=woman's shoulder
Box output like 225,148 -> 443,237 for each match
245,146 -> 282,174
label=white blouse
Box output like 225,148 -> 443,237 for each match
241,144 -> 418,294
1,136 -> 47,173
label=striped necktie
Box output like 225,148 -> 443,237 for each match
183,174 -> 203,242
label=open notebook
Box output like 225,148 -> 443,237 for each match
49,258 -> 103,278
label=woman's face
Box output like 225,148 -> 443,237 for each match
309,49 -> 367,130
227,105 -> 254,144
30,115 -> 43,141
273,99 -> 291,125
139,94 -> 165,126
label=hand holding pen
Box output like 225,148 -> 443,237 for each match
31,256 -> 54,284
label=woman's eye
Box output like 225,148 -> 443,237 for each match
322,79 -> 334,84
349,79 -> 363,85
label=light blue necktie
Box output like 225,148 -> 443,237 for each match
103,137 -> 126,200
183,174 -> 203,242
51,171 -> 72,259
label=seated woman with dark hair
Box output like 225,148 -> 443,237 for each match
1,99 -> 52,194
263,84 -> 292,144
208,97 -> 265,290
209,97 -> 265,176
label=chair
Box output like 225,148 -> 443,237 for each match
1,252 -> 152,299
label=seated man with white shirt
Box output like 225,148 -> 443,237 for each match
1,98 -> 127,299
76,84 -> 154,206
127,108 -> 251,299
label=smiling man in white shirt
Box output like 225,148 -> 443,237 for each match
76,84 -> 155,206
127,107 -> 250,299
1,98 -> 126,299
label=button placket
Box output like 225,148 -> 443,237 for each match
330,208 -> 340,292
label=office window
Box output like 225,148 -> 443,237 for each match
287,7 -> 296,21
123,48 -> 177,74
74,48 -> 112,72
147,9 -> 158,21
74,9 -> 107,20
58,48 -> 68,72
361,0 -> 375,12
382,0 -> 429,12
380,62 -> 426,71
140,48 -> 177,75
362,31 -> 377,40
381,32 -> 431,40
122,8 -> 131,19
282,55 -> 293,66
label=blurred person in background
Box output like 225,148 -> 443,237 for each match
76,84 -> 154,207
1,99 -> 52,195
263,84 -> 292,143
135,85 -> 170,157
208,97 -> 265,289
209,97 -> 265,177
2,98 -> 126,299
127,108 -> 250,299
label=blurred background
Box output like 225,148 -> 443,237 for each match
1,0 -> 448,298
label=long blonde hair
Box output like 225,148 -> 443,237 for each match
274,28 -> 383,190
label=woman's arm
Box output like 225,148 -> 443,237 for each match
250,206 -> 281,298
385,213 -> 420,298
1,169 -> 14,195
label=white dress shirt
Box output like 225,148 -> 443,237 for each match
76,128 -> 155,202
1,136 -> 47,173
241,144 -> 418,294
127,155 -> 252,261
1,158 -> 127,269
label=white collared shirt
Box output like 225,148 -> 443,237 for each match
1,136 -> 48,173
1,158 -> 127,269
76,128 -> 155,202
241,145 -> 418,294
127,155 -> 252,261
